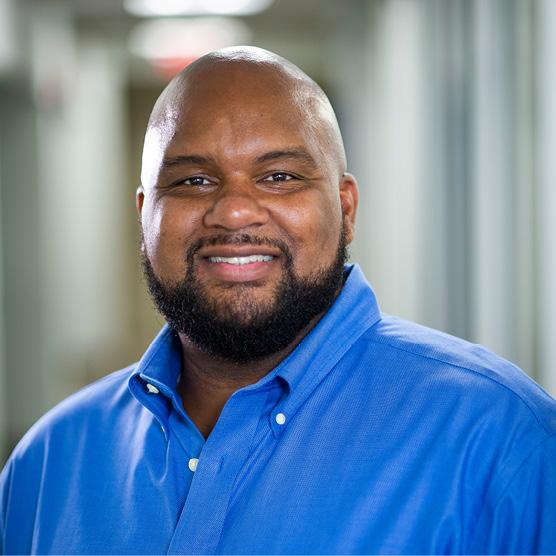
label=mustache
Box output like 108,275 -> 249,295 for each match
186,233 -> 292,263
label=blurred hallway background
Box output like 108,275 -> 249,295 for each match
1,0 -> 555,464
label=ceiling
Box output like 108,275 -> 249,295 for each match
37,0 -> 362,84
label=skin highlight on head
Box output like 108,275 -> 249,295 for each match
136,46 -> 358,437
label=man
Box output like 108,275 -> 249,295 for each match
1,47 -> 555,554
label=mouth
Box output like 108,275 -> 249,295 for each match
197,247 -> 281,283
207,254 -> 275,265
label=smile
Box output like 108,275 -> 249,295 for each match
208,255 -> 275,265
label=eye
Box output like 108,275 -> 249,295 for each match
263,172 -> 295,182
181,176 -> 212,186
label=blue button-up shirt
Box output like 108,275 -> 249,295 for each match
2,265 -> 556,554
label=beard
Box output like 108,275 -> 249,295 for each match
141,229 -> 348,364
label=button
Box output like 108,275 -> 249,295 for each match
188,458 -> 199,472
275,413 -> 286,425
146,383 -> 159,394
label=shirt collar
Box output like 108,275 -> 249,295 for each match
128,326 -> 183,437
134,325 -> 182,396
273,264 -> 381,391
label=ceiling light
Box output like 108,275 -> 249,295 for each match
124,0 -> 274,17
128,17 -> 252,76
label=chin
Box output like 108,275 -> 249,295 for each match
208,292 -> 280,326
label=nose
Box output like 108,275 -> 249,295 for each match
203,181 -> 269,231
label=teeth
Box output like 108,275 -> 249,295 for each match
209,255 -> 274,265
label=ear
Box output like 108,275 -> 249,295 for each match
339,173 -> 359,244
136,186 -> 145,219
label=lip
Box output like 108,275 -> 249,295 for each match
197,246 -> 282,259
196,246 -> 281,283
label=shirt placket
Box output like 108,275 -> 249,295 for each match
166,389 -> 268,555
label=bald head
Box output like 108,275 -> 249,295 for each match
141,46 -> 347,187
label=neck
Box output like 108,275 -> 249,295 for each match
177,312 -> 323,439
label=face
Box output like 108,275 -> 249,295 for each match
137,65 -> 358,359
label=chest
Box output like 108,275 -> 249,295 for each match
32,400 -> 481,555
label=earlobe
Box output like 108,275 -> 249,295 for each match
136,186 -> 145,218
339,173 -> 359,244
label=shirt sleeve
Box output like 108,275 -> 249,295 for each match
467,433 -> 556,554
0,459 -> 13,555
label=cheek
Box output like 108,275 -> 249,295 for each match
140,198 -> 165,256
141,200 -> 191,276
277,193 -> 342,266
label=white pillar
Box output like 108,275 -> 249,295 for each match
536,0 -> 556,397
468,0 -> 515,360
349,0 -> 428,323
0,156 -> 7,463
31,4 -> 132,408
0,0 -> 16,73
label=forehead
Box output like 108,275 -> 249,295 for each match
161,65 -> 319,148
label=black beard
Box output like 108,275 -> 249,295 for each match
141,230 -> 348,364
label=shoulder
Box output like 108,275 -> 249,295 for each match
361,314 -> 556,436
352,314 -> 556,515
6,364 -> 140,466
0,364 -> 150,552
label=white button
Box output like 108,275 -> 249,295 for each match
146,383 -> 159,394
188,458 -> 199,472
275,413 -> 286,425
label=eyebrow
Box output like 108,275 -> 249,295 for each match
255,149 -> 317,167
161,154 -> 214,169
160,149 -> 318,170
